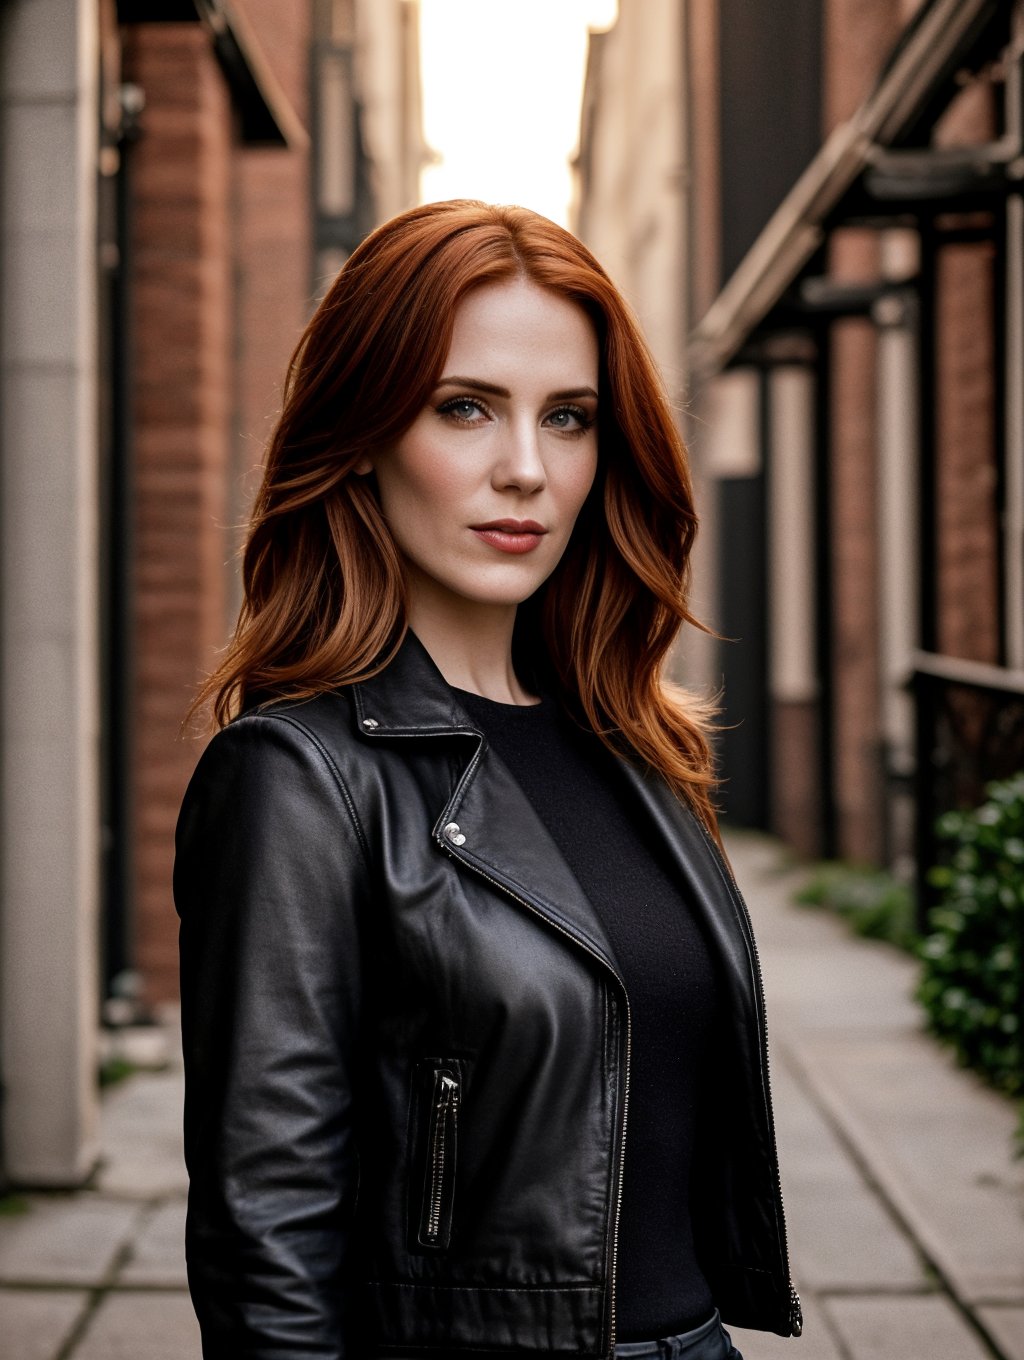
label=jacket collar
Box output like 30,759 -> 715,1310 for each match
350,629 -> 630,980
350,626 -> 487,737
348,629 -> 750,1012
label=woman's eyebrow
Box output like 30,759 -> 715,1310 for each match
435,376 -> 598,401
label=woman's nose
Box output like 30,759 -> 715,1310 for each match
492,419 -> 546,493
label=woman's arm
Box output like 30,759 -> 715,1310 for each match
174,710 -> 370,1358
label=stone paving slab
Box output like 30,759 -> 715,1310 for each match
978,1307 -> 1024,1360
2,1287 -> 89,1360
725,830 -> 1024,1359
824,1293 -> 993,1360
734,845 -> 923,1040
769,1055 -> 927,1293
115,1198 -> 188,1287
93,1069 -> 188,1199
70,1289 -> 201,1360
0,1195 -> 143,1286
784,1032 -> 1024,1306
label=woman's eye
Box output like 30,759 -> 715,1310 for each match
438,397 -> 487,423
546,405 -> 592,434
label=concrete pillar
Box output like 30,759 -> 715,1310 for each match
767,365 -> 821,855
767,366 -> 817,711
875,231 -> 920,873
0,0 -> 102,1183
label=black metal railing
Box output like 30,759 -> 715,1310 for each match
911,650 -> 1024,927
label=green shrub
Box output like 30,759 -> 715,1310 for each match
916,772 -> 1024,1097
97,1054 -> 138,1088
794,861 -> 918,951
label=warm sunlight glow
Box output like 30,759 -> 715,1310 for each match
419,0 -> 619,227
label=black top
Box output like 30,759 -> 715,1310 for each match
452,684 -> 722,1341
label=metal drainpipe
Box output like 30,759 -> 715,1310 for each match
1005,0 -> 1024,1099
813,321 -> 837,860
101,82 -> 145,1023
1004,4 -> 1024,671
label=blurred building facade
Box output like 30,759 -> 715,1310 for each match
575,0 -> 1022,885
0,0 -> 423,1187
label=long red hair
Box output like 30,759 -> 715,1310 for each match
187,200 -> 723,836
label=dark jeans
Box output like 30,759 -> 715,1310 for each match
613,1308 -> 743,1360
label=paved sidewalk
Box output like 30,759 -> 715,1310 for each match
1,829 -> 1021,1358
725,831 -> 1024,1360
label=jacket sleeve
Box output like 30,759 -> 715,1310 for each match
173,711 -> 371,1358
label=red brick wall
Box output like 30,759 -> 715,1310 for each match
823,0 -> 903,130
934,239 -> 1001,664
124,25 -> 233,1005
124,11 -> 313,1006
770,702 -> 822,857
230,0 -> 313,615
933,83 -> 1000,665
228,147 -> 314,622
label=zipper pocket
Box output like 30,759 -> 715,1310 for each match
417,1066 -> 460,1249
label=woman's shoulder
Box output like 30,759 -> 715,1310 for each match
176,688 -> 373,886
183,689 -> 366,823
208,687 -> 375,769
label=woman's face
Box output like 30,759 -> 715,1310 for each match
358,277 -> 600,623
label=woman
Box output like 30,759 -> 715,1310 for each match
175,200 -> 802,1360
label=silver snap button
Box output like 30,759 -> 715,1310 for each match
443,821 -> 466,847
362,717 -> 379,729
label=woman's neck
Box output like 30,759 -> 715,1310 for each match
405,588 -> 537,706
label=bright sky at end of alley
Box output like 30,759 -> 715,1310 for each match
419,0 -> 619,228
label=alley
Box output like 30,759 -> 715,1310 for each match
1,830 -> 1020,1360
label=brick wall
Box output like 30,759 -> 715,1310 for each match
770,702 -> 822,857
230,0 -> 313,618
823,0 -> 904,130
124,25 -> 233,1005
934,239 -> 1001,664
818,0 -> 1003,862
124,11 -> 312,1006
933,83 -> 1001,665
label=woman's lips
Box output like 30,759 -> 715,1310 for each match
470,520 -> 548,554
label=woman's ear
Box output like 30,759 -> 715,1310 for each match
352,454 -> 374,475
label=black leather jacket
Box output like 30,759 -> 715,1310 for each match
174,630 -> 802,1358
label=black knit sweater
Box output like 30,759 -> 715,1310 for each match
452,684 -> 722,1341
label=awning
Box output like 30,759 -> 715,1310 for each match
116,0 -> 308,149
689,0 -> 1011,378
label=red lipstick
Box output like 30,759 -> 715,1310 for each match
470,518 -> 548,554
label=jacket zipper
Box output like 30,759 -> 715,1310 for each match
437,838 -> 631,1359
696,828 -> 803,1338
421,1069 -> 460,1245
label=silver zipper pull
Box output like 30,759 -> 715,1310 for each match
789,1285 -> 803,1336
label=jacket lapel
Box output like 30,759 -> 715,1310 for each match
350,630 -> 627,983
612,757 -> 761,1030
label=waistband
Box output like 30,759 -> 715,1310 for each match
613,1308 -> 736,1360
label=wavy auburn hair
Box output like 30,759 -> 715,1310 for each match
188,200 -> 723,837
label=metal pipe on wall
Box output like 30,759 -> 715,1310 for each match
1003,4 -> 1024,670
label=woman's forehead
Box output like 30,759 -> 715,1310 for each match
442,279 -> 599,389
